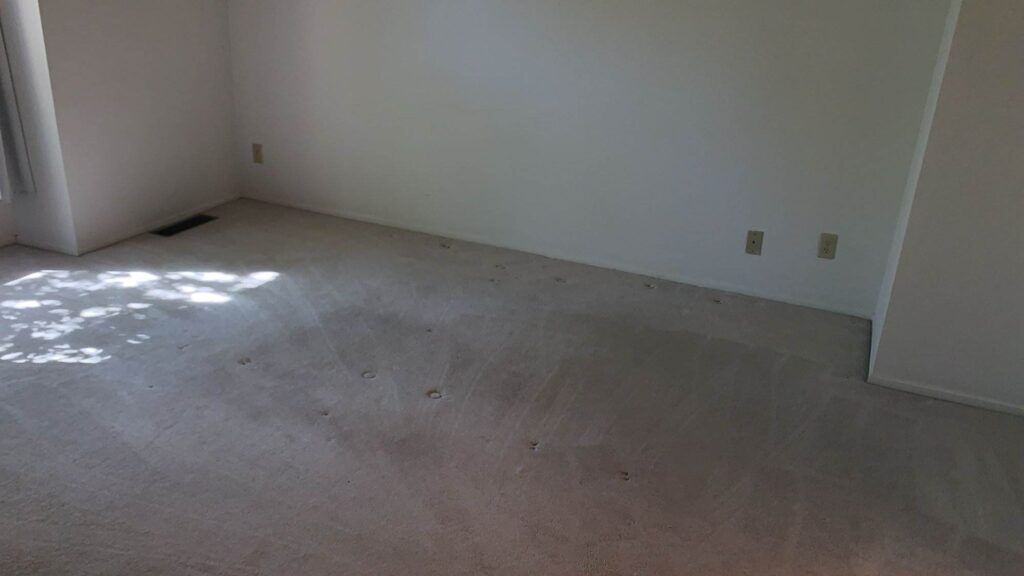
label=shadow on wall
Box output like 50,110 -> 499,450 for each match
0,269 -> 279,364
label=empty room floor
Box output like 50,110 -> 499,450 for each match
1,200 -> 1021,575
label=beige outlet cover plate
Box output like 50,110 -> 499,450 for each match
819,233 -> 838,260
746,230 -> 764,256
252,143 -> 264,164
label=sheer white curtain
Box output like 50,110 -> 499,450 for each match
0,14 -> 33,202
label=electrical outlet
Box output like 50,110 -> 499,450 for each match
746,230 -> 764,256
818,233 -> 838,260
252,143 -> 264,165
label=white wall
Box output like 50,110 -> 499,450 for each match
0,202 -> 13,246
37,0 -> 237,254
228,0 -> 951,317
871,0 -> 1024,413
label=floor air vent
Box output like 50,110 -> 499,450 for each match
152,214 -> 218,237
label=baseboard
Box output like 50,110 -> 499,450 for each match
868,374 -> 1024,417
241,194 -> 870,319
10,235 -> 77,255
74,194 -> 240,256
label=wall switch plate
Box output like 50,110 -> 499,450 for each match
818,233 -> 838,260
252,143 -> 264,164
746,230 -> 764,255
